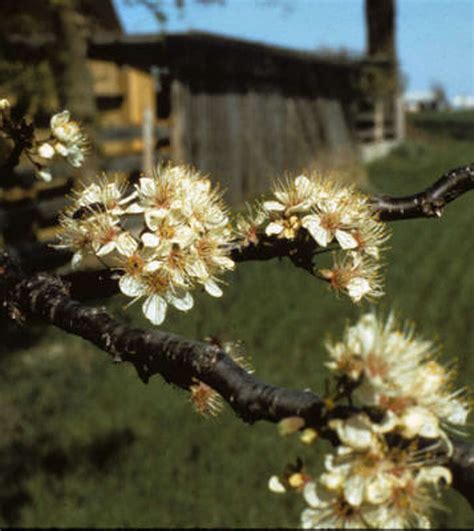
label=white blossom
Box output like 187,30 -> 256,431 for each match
50,110 -> 88,168
38,142 -> 55,159
326,313 -> 471,439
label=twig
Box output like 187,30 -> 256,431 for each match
371,163 -> 474,221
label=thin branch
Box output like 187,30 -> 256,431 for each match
0,250 -> 473,507
449,439 -> 474,506
0,251 -> 326,425
371,163 -> 474,221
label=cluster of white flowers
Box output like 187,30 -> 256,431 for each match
270,313 -> 470,529
0,98 -> 10,112
326,313 -> 470,440
56,165 -> 234,325
257,174 -> 389,302
300,419 -> 452,529
35,110 -> 88,181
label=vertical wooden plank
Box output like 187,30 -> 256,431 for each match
316,97 -> 357,163
170,79 -> 192,164
267,92 -> 285,181
284,96 -> 308,173
225,92 -> 243,203
242,90 -> 257,198
214,93 -> 242,204
374,98 -> 385,142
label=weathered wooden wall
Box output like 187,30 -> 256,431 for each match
171,81 -> 357,204
90,33 -> 366,204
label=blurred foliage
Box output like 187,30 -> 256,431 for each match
357,61 -> 401,98
0,0 -> 60,115
409,110 -> 474,141
0,115 -> 473,527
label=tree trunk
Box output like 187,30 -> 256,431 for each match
52,0 -> 98,180
365,0 -> 396,60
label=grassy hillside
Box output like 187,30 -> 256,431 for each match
0,122 -> 473,527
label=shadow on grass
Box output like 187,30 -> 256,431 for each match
0,427 -> 135,524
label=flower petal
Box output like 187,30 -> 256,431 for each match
330,415 -> 376,451
96,240 -> 116,257
335,229 -> 358,250
38,142 -> 55,159
365,475 -> 392,505
268,476 -> 286,494
417,466 -> 452,486
116,232 -> 138,256
205,279 -> 223,298
303,482 -> 330,509
71,251 -> 83,268
141,232 -> 161,247
119,275 -> 145,297
344,475 -> 365,507
138,177 -> 156,197
401,406 -> 441,438
126,202 -> 144,214
263,200 -> 285,212
295,175 -> 310,188
265,222 -> 284,236
212,256 -> 235,270
346,277 -> 371,302
143,260 -> 162,273
51,110 -> 70,130
443,398 -> 469,425
67,146 -> 85,167
38,168 -> 52,182
55,142 -> 69,157
302,216 -> 331,247
168,291 -> 194,311
142,294 -> 167,325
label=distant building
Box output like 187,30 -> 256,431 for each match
452,95 -> 474,110
404,90 -> 448,113
89,31 -> 405,200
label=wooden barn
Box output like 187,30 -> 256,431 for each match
89,30 -> 403,203
1,0 -> 403,247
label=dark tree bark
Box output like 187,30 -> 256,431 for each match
365,0 -> 396,59
0,250 -> 473,507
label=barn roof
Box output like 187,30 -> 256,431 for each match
90,30 -> 365,69
89,31 -> 394,99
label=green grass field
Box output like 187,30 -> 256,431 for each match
1,115 -> 473,527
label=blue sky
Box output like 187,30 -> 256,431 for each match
114,0 -> 474,99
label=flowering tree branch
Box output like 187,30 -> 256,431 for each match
53,162 -> 474,302
0,249 -> 473,508
1,101 -> 473,526
2,163 -> 473,282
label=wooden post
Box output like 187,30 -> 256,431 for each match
52,2 -> 98,183
394,94 -> 405,141
170,80 -> 191,164
142,106 -> 155,175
